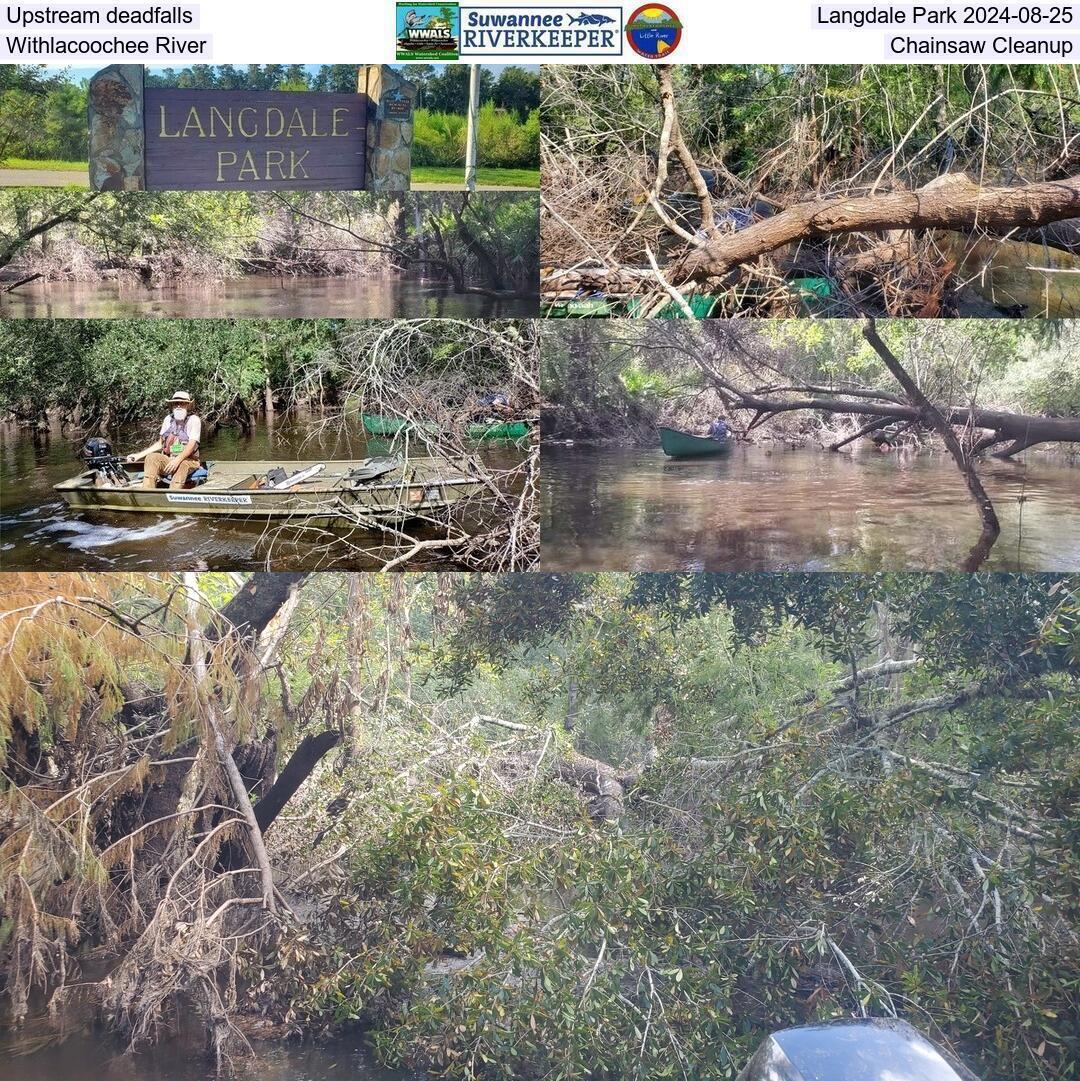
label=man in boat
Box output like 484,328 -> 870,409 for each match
708,417 -> 730,441
126,391 -> 203,489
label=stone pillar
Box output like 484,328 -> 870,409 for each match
88,65 -> 145,191
358,65 -> 417,192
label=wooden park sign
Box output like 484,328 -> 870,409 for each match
145,89 -> 367,189
89,65 -> 416,192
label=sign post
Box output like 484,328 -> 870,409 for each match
88,65 -> 145,191
357,64 -> 417,193
464,64 -> 479,193
88,65 -> 416,192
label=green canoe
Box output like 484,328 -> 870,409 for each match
362,414 -> 530,441
658,426 -> 733,459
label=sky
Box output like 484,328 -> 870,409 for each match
58,63 -> 536,82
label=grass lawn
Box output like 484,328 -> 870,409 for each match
411,166 -> 539,188
2,159 -> 539,187
3,158 -> 88,171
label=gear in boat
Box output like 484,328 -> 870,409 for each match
53,439 -> 485,524
78,439 -> 399,491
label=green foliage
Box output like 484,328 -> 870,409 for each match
0,66 -> 69,163
544,321 -> 1076,442
243,573 -> 1077,1081
0,318 -> 335,429
412,109 -> 468,168
4,571 -> 1076,1081
624,572 -> 1077,677
266,622 -> 1075,1080
547,64 -> 1080,191
988,335 -> 1080,416
413,104 -> 540,169
8,64 -> 538,167
618,359 -> 682,401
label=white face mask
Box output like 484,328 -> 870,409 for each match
172,407 -> 188,421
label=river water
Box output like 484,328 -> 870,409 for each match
0,276 -> 537,319
1,417 -> 525,572
0,1028 -> 417,1081
540,443 -> 1080,572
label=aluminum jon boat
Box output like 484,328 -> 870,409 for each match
53,456 -> 486,526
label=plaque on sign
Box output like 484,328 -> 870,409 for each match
382,88 -> 413,122
143,89 -> 369,191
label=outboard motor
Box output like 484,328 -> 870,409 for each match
735,1018 -> 978,1081
81,437 -> 128,487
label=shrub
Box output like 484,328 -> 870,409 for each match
988,341 -> 1080,416
412,104 -> 541,169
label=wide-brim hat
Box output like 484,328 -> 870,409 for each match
167,391 -> 194,405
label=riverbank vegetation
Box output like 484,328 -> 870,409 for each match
0,318 -> 539,571
542,319 -> 1080,568
541,64 -> 1080,317
1,64 -> 540,185
0,190 -> 538,299
0,571 -> 1075,1080
543,319 -> 1080,446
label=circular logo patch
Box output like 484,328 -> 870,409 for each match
625,4 -> 683,59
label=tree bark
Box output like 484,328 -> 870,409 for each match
543,172 -> 1080,299
556,750 -> 644,822
253,729 -> 342,833
674,172 -> 1080,283
205,572 -> 309,658
184,574 -> 277,913
693,357 -> 1080,453
657,65 -> 716,239
343,575 -> 369,763
860,317 -> 1001,569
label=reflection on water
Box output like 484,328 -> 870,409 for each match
0,1028 -> 416,1081
540,443 -> 1080,572
0,416 -> 523,572
0,275 -> 537,319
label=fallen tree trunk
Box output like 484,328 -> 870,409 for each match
828,416 -> 895,451
0,193 -> 101,271
674,172 -> 1080,283
542,174 -> 1080,301
694,358 -> 1080,454
556,750 -> 645,823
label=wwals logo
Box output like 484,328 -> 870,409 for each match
625,4 -> 682,58
397,3 -> 461,60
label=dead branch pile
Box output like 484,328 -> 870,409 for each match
541,64 -> 1080,316
260,320 -> 539,572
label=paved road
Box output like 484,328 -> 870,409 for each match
0,169 -> 88,188
1,170 -> 534,193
